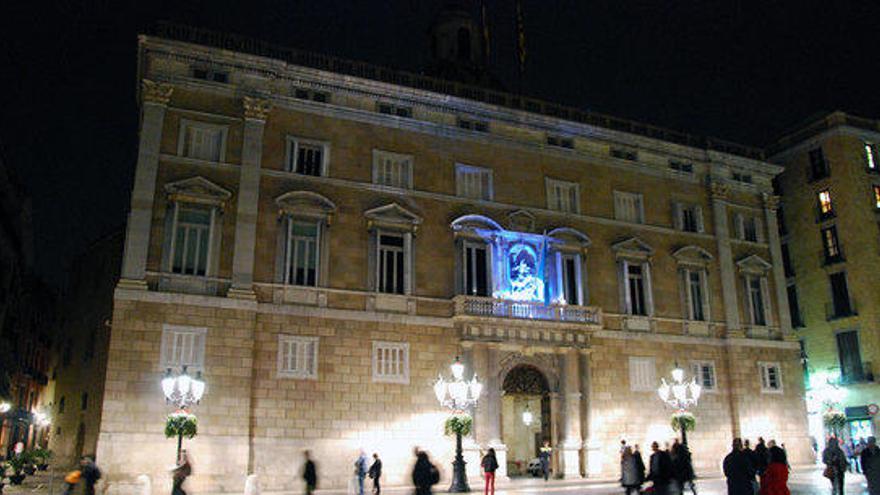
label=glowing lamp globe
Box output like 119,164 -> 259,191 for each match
451,357 -> 465,381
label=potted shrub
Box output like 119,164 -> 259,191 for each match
31,448 -> 52,471
6,456 -> 27,485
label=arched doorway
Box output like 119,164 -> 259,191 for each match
501,365 -> 550,477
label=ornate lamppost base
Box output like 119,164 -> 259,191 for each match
448,431 -> 471,492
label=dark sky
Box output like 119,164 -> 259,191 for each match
2,0 -> 880,284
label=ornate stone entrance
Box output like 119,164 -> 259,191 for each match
502,365 -> 551,476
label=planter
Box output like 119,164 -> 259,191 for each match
9,474 -> 25,485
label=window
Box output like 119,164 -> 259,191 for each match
170,205 -> 214,276
372,150 -> 413,189
378,233 -> 406,294
682,269 -> 708,321
58,396 -> 65,414
286,138 -> 328,177
732,171 -> 753,184
873,185 -> 880,209
691,361 -> 716,390
817,190 -> 834,219
614,191 -> 644,223
626,263 -> 649,316
669,160 -> 694,174
743,217 -> 758,242
759,362 -> 783,393
461,241 -> 490,297
372,341 -> 409,384
192,67 -> 229,83
277,335 -> 319,379
546,179 -> 580,213
611,147 -> 638,161
746,275 -> 767,326
456,165 -> 493,201
547,135 -> 574,149
179,121 -> 227,162
865,143 -> 878,171
836,331 -> 864,383
283,220 -> 320,287
734,213 -> 762,242
560,253 -> 583,305
781,243 -> 794,277
674,203 -> 703,233
160,325 -> 207,371
293,87 -> 330,103
81,393 -> 88,411
821,226 -> 843,264
787,284 -> 804,327
377,102 -> 412,118
830,272 -> 854,318
809,147 -> 829,181
628,357 -> 656,392
458,118 -> 489,133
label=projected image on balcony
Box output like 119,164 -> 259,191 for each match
492,239 -> 546,303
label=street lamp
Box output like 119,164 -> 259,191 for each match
162,366 -> 206,461
522,404 -> 533,426
657,363 -> 701,446
434,356 -> 482,493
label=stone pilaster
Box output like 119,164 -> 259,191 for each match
763,193 -> 793,338
484,346 -> 507,478
119,80 -> 173,290
229,97 -> 270,299
561,348 -> 583,478
710,182 -> 742,336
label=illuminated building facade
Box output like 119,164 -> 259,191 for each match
99,22 -> 813,494
770,112 -> 880,446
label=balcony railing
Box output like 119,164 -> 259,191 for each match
453,295 -> 601,325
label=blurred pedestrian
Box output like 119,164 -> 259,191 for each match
647,441 -> 674,495
368,453 -> 382,495
861,437 -> 880,495
672,441 -> 696,495
302,450 -> 317,495
759,447 -> 789,495
412,450 -> 439,495
621,446 -> 644,495
823,436 -> 848,495
539,441 -> 552,481
481,448 -> 499,495
354,450 -> 368,495
723,438 -> 756,495
171,450 -> 191,495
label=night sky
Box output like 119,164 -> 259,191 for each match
2,0 -> 880,285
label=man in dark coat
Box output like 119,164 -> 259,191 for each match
368,453 -> 382,495
647,441 -> 675,495
302,450 -> 317,495
80,456 -> 102,495
754,438 -> 769,477
724,438 -> 757,495
412,449 -> 439,495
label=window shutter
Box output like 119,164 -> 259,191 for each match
548,183 -> 559,210
700,270 -> 711,321
734,213 -> 744,240
404,232 -> 413,295
744,277 -> 754,325
208,208 -> 221,277
760,276 -> 773,326
402,159 -> 412,189
673,202 -> 683,230
643,262 -> 654,316
160,330 -> 174,369
275,216 -> 290,284
679,268 -> 690,319
695,206 -> 705,233
619,260 -> 630,314
755,216 -> 765,243
161,203 -> 178,272
192,331 -> 206,369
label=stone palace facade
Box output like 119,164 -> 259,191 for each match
98,24 -> 813,495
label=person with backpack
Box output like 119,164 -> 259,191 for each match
481,448 -> 499,495
81,456 -> 102,495
412,449 -> 439,495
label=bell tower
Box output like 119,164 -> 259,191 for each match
429,0 -> 484,68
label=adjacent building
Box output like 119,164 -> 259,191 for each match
97,19 -> 813,494
770,111 -> 880,445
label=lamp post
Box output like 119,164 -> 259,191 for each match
657,364 -> 701,446
434,356 -> 482,493
161,366 -> 206,461
522,404 -> 533,426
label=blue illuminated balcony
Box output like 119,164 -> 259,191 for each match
453,295 -> 601,325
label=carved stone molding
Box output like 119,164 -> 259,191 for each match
243,96 -> 272,121
709,181 -> 730,201
142,80 -> 173,105
497,351 -> 561,393
762,193 -> 781,211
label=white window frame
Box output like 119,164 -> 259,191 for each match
167,202 -> 218,277
283,218 -> 323,287
277,335 -> 319,379
545,178 -> 580,214
629,356 -> 656,392
758,361 -> 783,394
461,240 -> 492,296
744,274 -> 771,327
620,259 -> 653,316
285,137 -> 329,177
372,150 -> 414,189
160,324 -> 207,372
614,191 -> 645,224
456,164 -> 494,201
372,341 -> 410,384
375,230 -> 411,295
177,119 -> 228,162
690,360 -> 717,392
673,202 -> 704,233
682,268 -> 710,322
557,252 -> 584,305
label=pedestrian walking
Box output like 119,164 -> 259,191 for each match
81,455 -> 102,495
822,436 -> 848,495
723,438 -> 756,495
759,446 -> 789,495
647,441 -> 674,495
412,450 -> 439,495
302,450 -> 317,495
354,450 -> 369,495
672,441 -> 697,495
481,448 -> 499,495
860,437 -> 880,495
368,453 -> 382,495
621,446 -> 644,495
842,440 -> 855,473
539,441 -> 552,481
171,450 -> 191,495
754,438 -> 769,477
